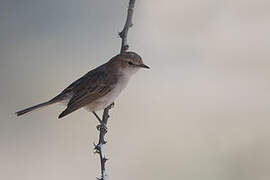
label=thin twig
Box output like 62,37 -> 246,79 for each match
93,0 -> 136,179
119,0 -> 136,53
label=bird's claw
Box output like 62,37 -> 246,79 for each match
108,102 -> 115,109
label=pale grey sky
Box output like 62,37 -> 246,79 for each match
1,0 -> 270,180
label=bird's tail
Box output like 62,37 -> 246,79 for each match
15,100 -> 58,116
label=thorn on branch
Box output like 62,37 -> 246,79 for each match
93,143 -> 99,149
102,157 -> 109,163
104,157 -> 109,162
96,124 -> 108,132
118,31 -> 124,38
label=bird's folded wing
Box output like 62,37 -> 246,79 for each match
58,84 -> 113,118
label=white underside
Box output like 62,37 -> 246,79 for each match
84,78 -> 128,111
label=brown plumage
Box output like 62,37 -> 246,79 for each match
15,51 -> 149,119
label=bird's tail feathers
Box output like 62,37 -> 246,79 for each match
15,100 -> 58,116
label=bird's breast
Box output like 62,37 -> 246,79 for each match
85,74 -> 131,111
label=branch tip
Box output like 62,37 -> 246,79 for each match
119,0 -> 136,52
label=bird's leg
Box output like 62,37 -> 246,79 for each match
92,111 -> 102,124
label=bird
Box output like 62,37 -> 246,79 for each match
15,51 -> 149,119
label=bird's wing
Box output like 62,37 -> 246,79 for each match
58,69 -> 116,119
51,63 -> 107,101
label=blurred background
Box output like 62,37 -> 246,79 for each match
1,0 -> 270,180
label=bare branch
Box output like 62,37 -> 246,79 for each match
119,0 -> 136,53
93,103 -> 114,180
93,0 -> 136,179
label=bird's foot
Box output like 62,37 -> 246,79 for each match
108,102 -> 115,109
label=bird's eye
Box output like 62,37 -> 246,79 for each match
128,62 -> 134,65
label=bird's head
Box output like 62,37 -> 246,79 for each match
112,51 -> 150,75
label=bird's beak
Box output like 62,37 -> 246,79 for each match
139,63 -> 150,69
